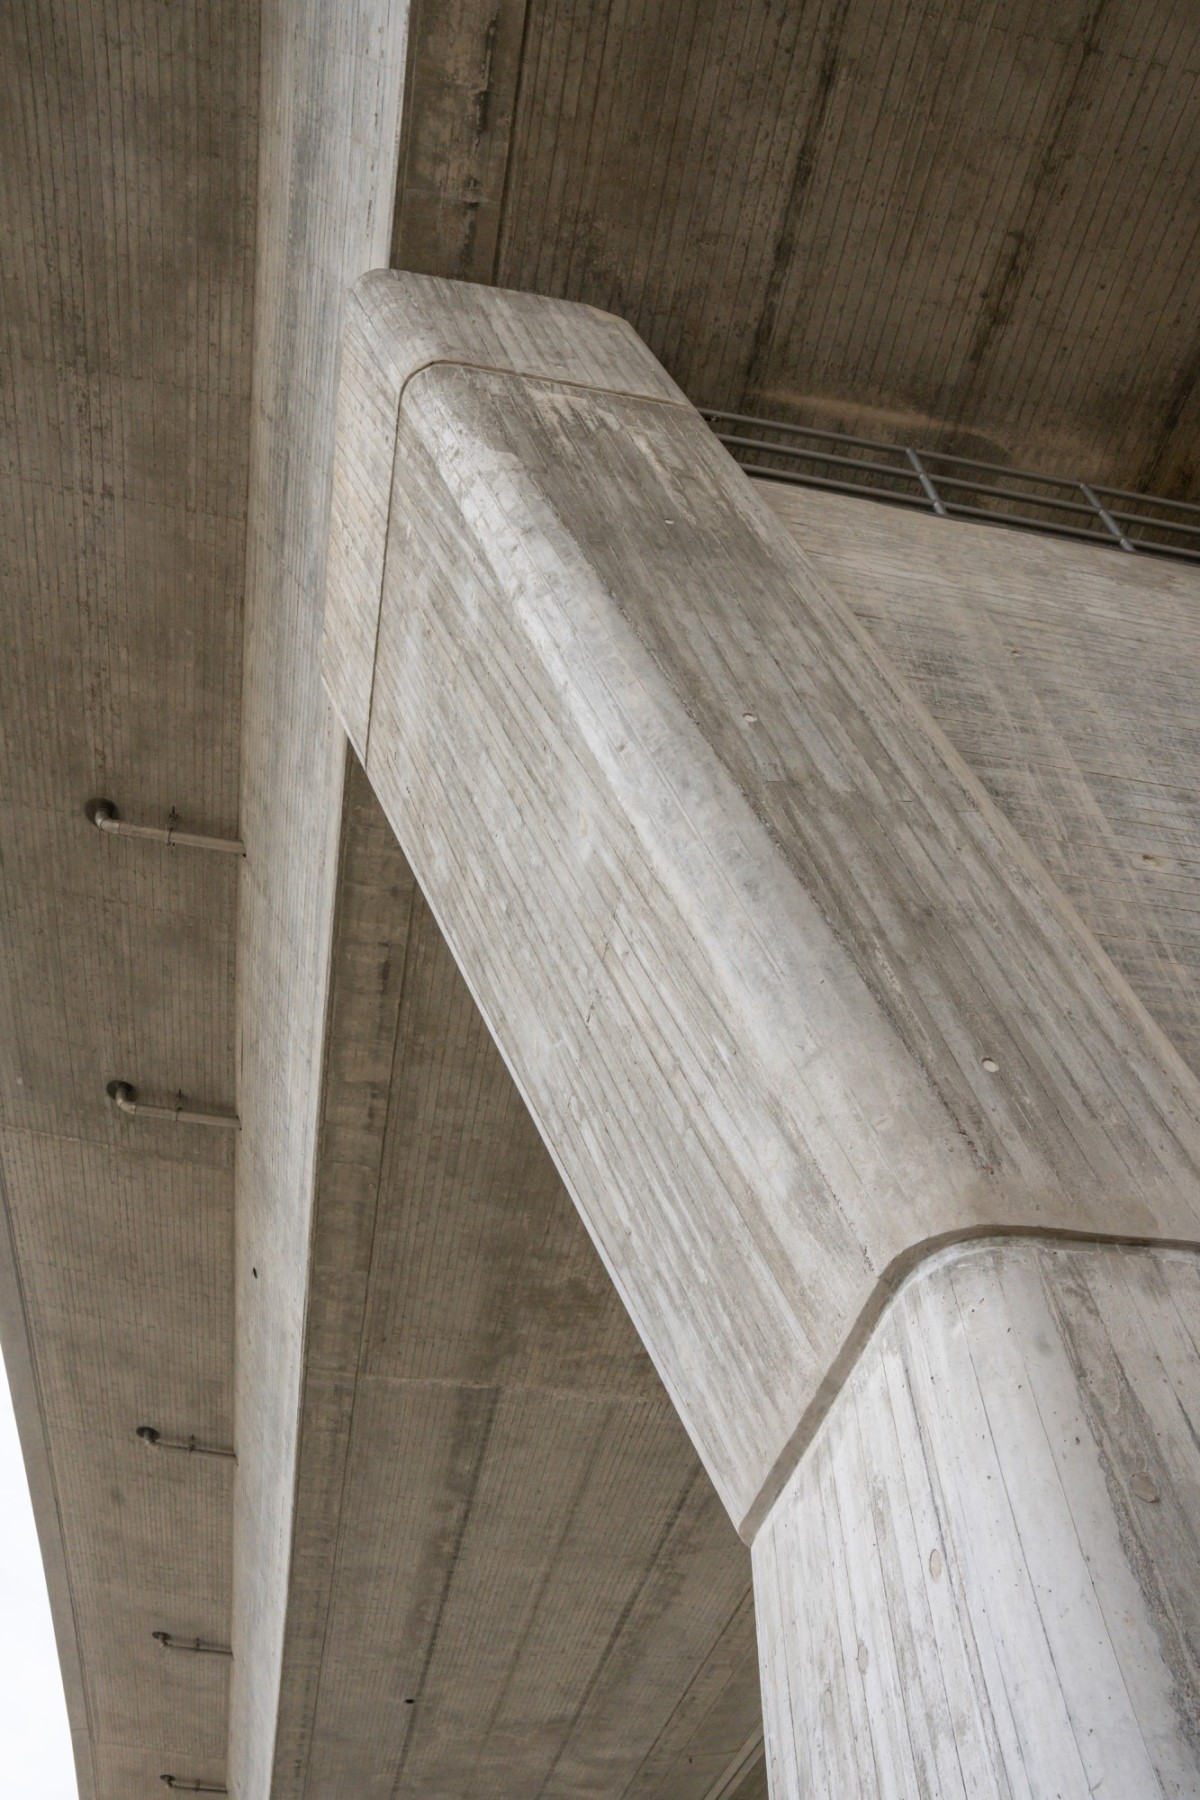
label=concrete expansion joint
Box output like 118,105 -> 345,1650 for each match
737,1222 -> 1200,1544
106,1079 -> 240,1131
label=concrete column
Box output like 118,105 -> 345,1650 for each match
323,271 -> 1200,1794
755,1237 -> 1200,1797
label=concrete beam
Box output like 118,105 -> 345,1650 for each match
232,4 -> 408,1795
326,270 -> 1200,1535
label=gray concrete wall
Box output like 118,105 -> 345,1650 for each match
758,484 -> 1200,1081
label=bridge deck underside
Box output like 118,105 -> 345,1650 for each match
4,2 -> 1200,1797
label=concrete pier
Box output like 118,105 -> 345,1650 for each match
324,269 -> 1200,1795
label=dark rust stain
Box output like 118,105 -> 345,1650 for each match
962,0 -> 1111,380
740,0 -> 852,409
1135,339 -> 1200,500
387,1386 -> 502,1797
474,13 -> 499,140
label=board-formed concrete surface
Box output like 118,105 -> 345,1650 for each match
230,1 -> 408,1792
755,1239 -> 1200,1797
5,3 -> 1200,1797
232,6 -> 771,1798
326,269 -> 1200,1794
326,268 -> 1200,1528
757,482 -> 1200,1083
270,756 -> 762,1799
1,2 -> 254,1792
395,0 -> 1200,495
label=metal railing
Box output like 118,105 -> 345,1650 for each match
702,411 -> 1200,565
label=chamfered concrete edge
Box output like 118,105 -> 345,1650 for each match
736,1223 -> 1200,1543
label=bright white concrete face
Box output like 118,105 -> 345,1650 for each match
326,270 -> 1200,1535
754,1238 -> 1200,1798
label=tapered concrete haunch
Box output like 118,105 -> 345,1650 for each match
324,271 -> 1200,1793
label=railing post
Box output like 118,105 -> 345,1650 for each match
1080,482 -> 1136,552
905,445 -> 947,515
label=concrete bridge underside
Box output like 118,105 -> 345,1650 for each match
2,3 -> 1200,1798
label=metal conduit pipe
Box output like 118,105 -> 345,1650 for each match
160,1780 -> 228,1794
85,798 -> 244,856
137,1425 -> 236,1460
152,1632 -> 233,1657
106,1080 -> 239,1130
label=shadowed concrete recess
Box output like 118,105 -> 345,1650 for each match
2,3 -> 1199,1798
